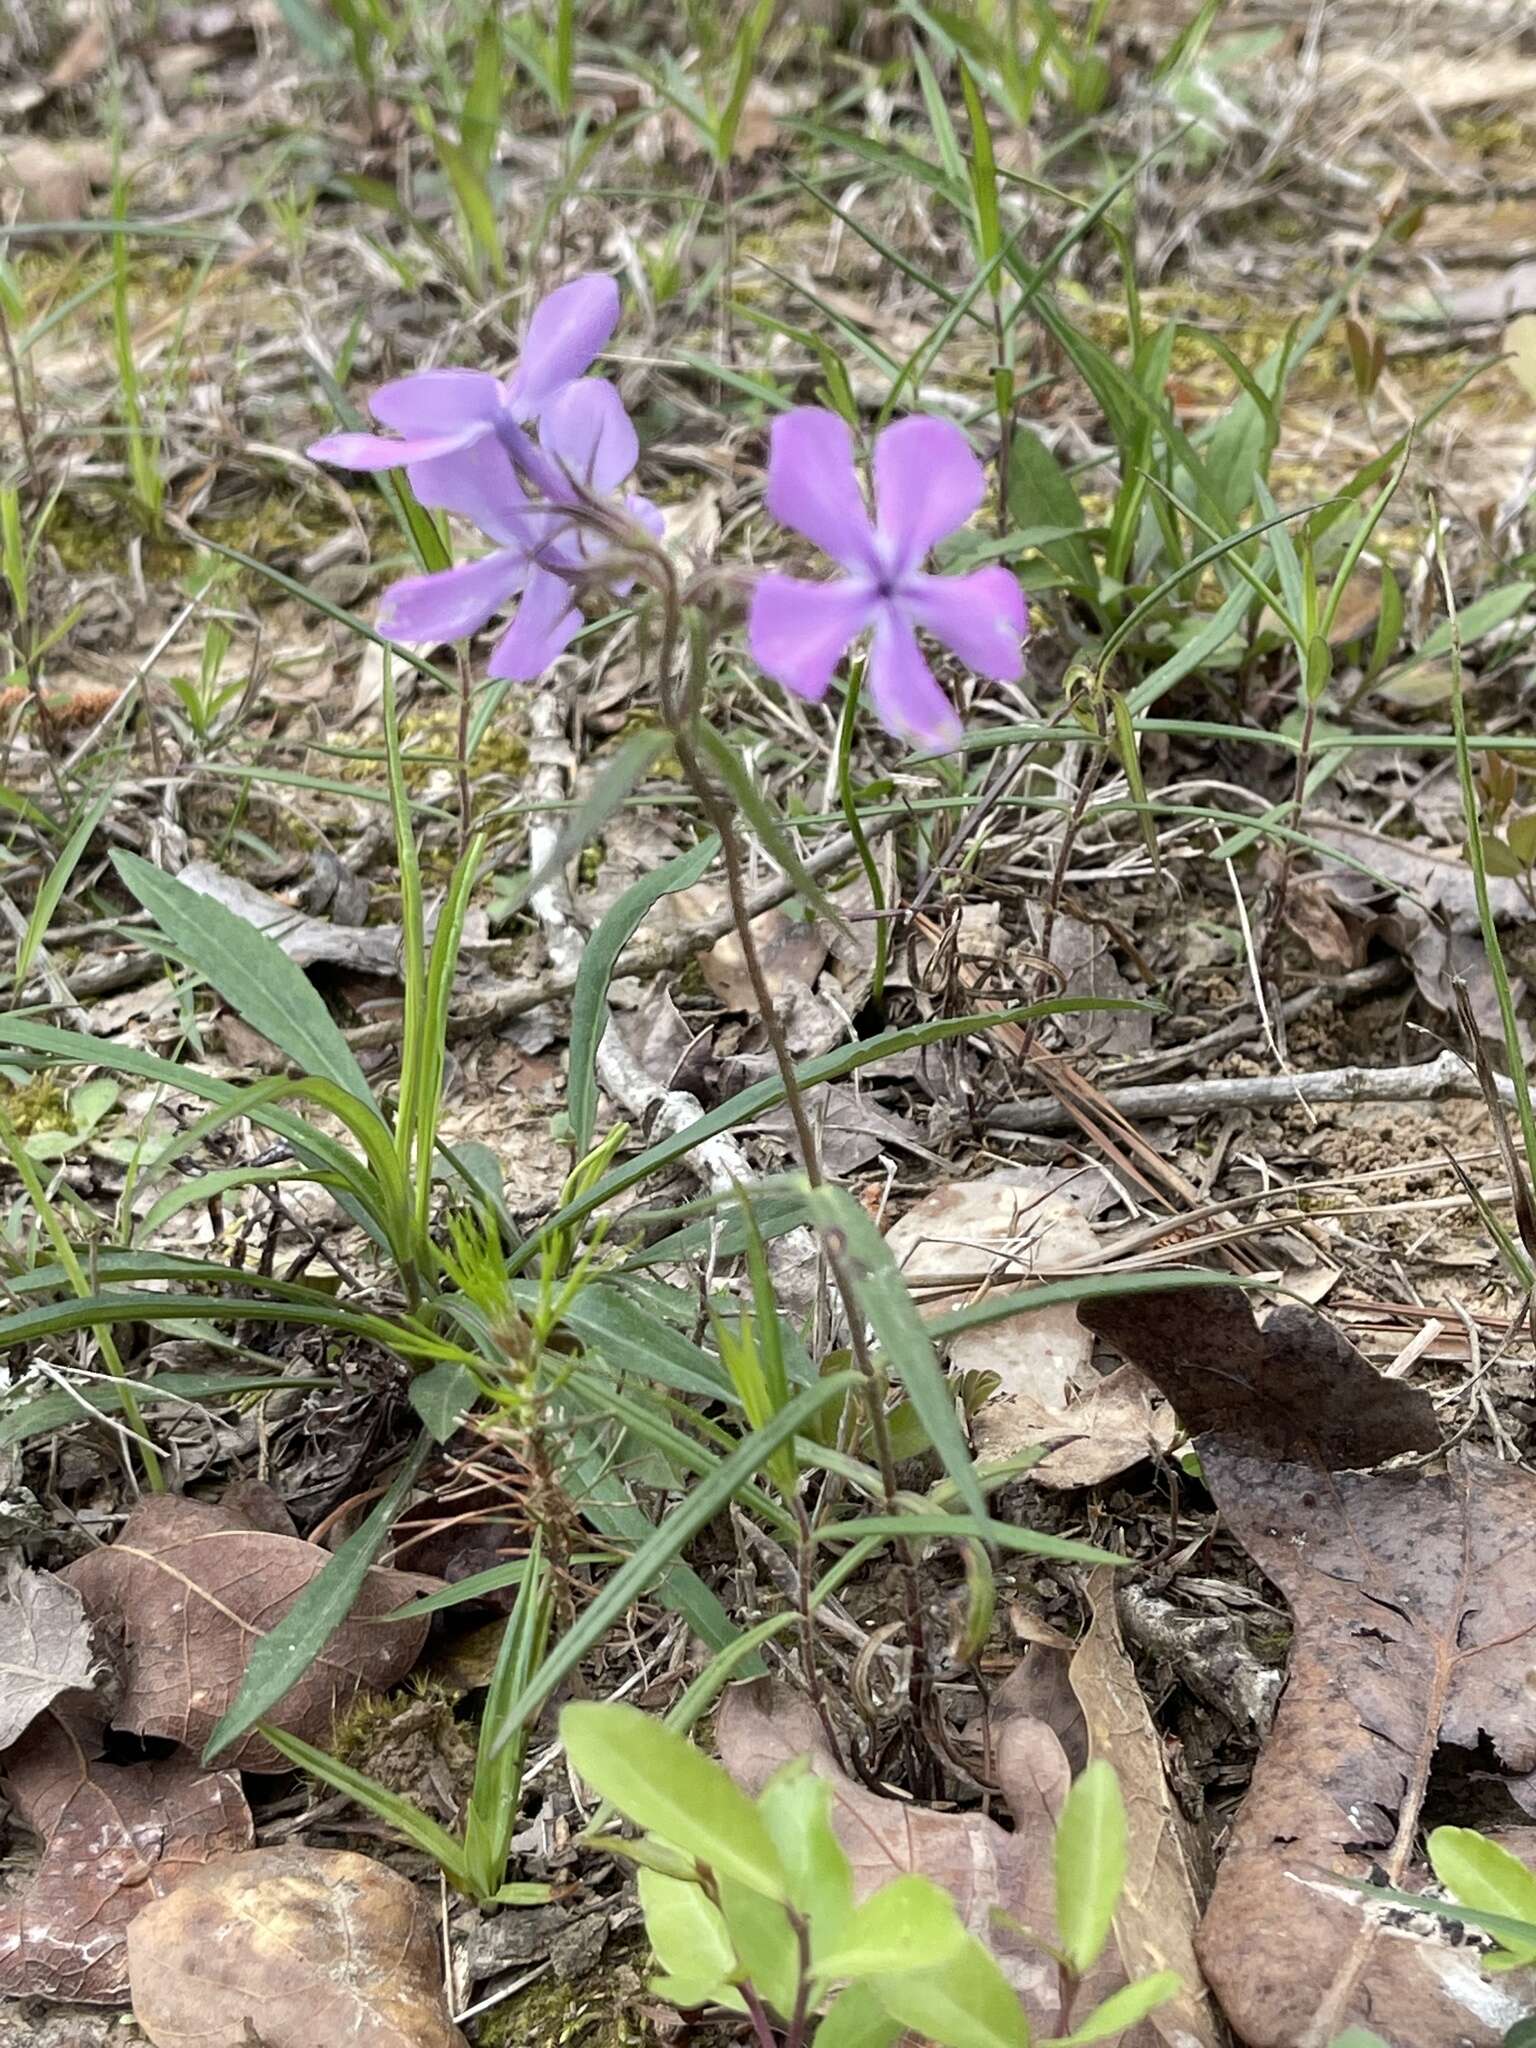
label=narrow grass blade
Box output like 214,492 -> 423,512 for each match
488,1373 -> 860,1752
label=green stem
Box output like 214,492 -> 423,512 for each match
834,660 -> 889,1009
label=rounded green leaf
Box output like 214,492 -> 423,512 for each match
638,1868 -> 735,1983
1054,1760 -> 1128,1975
758,1760 -> 853,1947
873,1933 -> 1029,2048
1428,1826 -> 1536,1961
562,1701 -> 787,1899
815,1875 -> 965,1981
816,1982 -> 903,2048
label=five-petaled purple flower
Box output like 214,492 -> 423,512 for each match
747,408 -> 1027,749
308,275 -> 657,681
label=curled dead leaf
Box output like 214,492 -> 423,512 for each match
63,1494 -> 433,1771
0,1561 -> 97,1750
1068,1575 -> 1224,2048
127,1848 -> 466,2048
0,1712 -> 252,2004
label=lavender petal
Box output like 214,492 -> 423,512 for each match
872,416 -> 984,575
764,408 -> 876,573
867,604 -> 963,750
376,547 -> 528,646
903,566 -> 1027,682
748,573 -> 873,702
508,275 -> 621,419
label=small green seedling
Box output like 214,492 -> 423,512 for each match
562,1699 -> 1180,2047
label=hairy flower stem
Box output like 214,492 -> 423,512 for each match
643,569 -> 936,1747
454,645 -> 473,855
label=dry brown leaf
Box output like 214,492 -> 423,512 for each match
174,862 -> 407,976
974,1362 -> 1178,1490
1069,1575 -> 1225,2048
1045,915 -> 1153,1059
888,1179 -> 1099,1392
1191,1446 -> 1536,2047
63,1494 -> 433,1771
0,138 -> 110,223
890,1182 -> 1173,1486
0,1562 -> 97,1750
127,1848 -> 466,2048
46,20 -> 108,88
1280,874 -> 1364,971
717,1676 -> 1079,2030
0,1713 -> 252,2004
1079,1287 -> 1536,2045
1078,1283 -> 1440,1468
701,905 -> 829,1013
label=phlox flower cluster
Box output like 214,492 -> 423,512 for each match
309,273 -> 1027,746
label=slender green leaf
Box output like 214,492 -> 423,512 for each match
203,1435 -> 431,1762
114,851 -> 374,1105
0,1369 -> 323,1449
806,1184 -> 988,1526
517,1000 -> 1122,1265
569,834 -> 719,1154
258,1719 -> 469,1875
693,721 -> 849,934
16,787 -> 111,993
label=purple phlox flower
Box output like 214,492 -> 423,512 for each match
746,407 -> 1028,749
305,273 -> 620,476
374,376 -> 661,682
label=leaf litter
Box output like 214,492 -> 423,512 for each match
0,1711 -> 253,2005
62,1492 -> 435,1771
1083,1284 -> 1536,2047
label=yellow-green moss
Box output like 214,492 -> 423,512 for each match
329,1675 -> 462,1767
398,705 -> 531,792
473,1955 -> 655,2048
0,1071 -> 70,1138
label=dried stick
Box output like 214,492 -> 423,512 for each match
986,1047 -> 1506,1135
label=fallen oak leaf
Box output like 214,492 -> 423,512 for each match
63,1494 -> 433,1772
0,1560 -> 98,1749
1083,1286 -> 1536,2047
127,1847 -> 466,2048
1077,1283 -> 1440,1468
0,1711 -> 252,2004
1190,1446 -> 1536,2048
